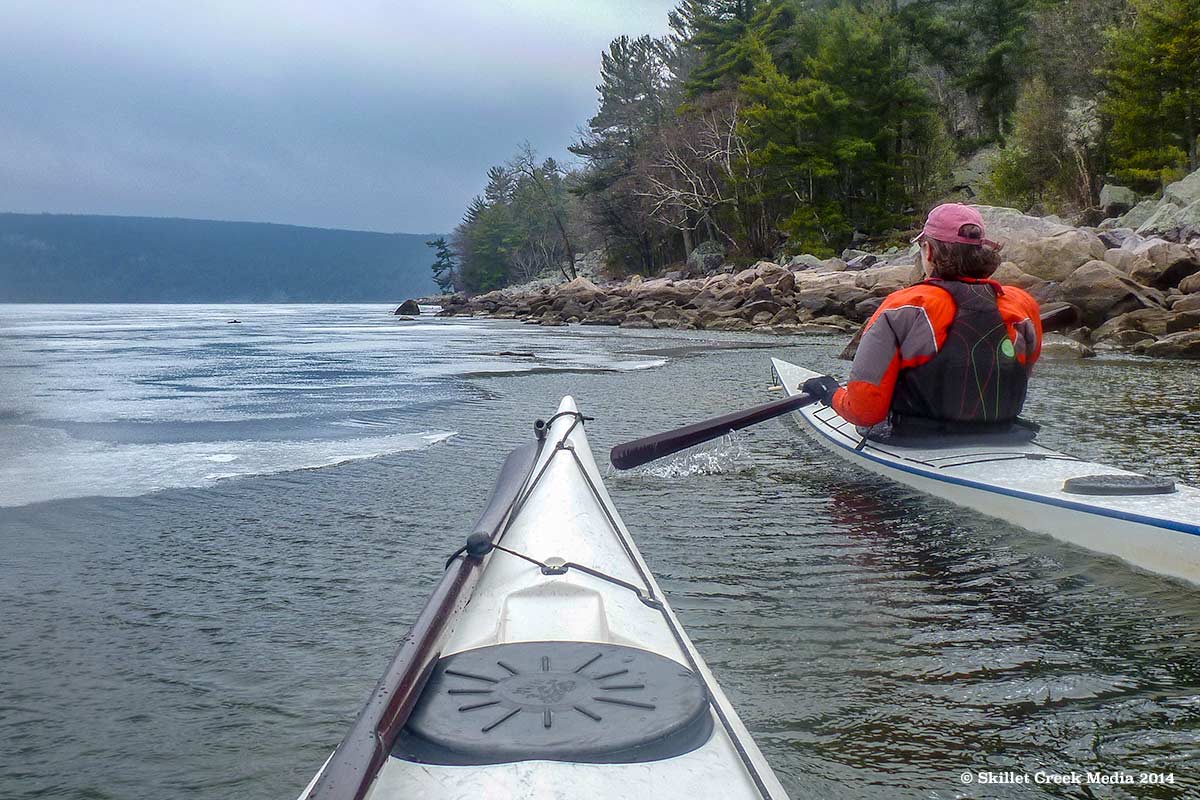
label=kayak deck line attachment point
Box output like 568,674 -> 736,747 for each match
1063,474 -> 1177,496
449,534 -> 667,612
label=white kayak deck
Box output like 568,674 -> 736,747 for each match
772,358 -> 1200,586
355,398 -> 788,799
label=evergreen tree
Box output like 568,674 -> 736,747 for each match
1103,0 -> 1200,187
426,237 -> 457,293
739,3 -> 933,252
571,35 -> 678,270
680,0 -> 766,94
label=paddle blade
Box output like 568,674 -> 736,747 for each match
610,391 -> 818,470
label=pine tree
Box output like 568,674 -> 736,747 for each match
681,0 -> 765,94
571,35 -> 677,270
426,237 -> 457,294
1103,0 -> 1200,187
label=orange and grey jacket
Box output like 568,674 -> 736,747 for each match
832,278 -> 1042,431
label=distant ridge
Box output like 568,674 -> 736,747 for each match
0,213 -> 440,302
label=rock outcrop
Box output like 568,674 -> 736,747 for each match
394,299 -> 421,316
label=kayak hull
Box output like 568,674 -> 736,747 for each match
772,358 -> 1200,586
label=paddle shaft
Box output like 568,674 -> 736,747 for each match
610,391 -> 818,470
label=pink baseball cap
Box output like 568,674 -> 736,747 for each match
915,203 -> 1000,250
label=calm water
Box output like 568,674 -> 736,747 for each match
2,304 -> 1200,799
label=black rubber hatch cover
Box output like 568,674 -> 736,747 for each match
392,640 -> 713,765
1063,474 -> 1177,496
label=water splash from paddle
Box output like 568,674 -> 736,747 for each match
621,431 -> 753,479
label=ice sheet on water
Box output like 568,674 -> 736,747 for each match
0,304 -> 671,506
0,427 -> 456,508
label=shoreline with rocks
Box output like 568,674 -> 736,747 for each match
406,170 -> 1200,361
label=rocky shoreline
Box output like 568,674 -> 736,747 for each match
409,170 -> 1200,361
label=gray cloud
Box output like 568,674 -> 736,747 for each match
0,0 -> 673,232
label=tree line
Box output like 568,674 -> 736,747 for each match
432,0 -> 1200,293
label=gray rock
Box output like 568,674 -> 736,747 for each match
1116,199 -> 1159,230
1041,333 -> 1096,358
1164,168 -> 1200,207
687,241 -> 726,275
1167,310 -> 1200,333
1005,228 -> 1107,281
1098,228 -> 1140,249
1136,202 -> 1184,235
1173,293 -> 1200,311
991,261 -> 1041,289
1091,308 -> 1176,340
1141,330 -> 1200,359
844,254 -> 879,271
948,145 -> 1001,198
1099,184 -> 1138,215
1129,238 -> 1200,288
394,299 -> 421,315
787,253 -> 825,271
1094,328 -> 1156,349
1060,260 -> 1167,325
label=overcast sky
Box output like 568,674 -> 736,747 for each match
0,1 -> 673,233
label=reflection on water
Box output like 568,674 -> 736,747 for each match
1,308 -> 1199,799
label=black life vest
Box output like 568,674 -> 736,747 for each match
890,279 -> 1029,436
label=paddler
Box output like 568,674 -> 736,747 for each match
802,203 -> 1042,438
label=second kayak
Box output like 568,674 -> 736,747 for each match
772,357 -> 1200,586
300,396 -> 790,800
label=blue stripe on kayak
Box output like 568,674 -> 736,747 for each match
797,405 -> 1200,538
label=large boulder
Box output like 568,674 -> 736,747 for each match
947,145 -> 1001,200
991,261 -> 1041,289
1041,333 -> 1097,358
974,206 -> 1105,280
1173,293 -> 1200,312
556,276 -> 607,304
1129,238 -> 1200,288
1091,308 -> 1177,340
855,264 -> 916,295
787,253 -> 825,271
1116,199 -> 1159,230
1179,272 -> 1200,294
1100,184 -> 1139,216
1102,247 -> 1152,275
1165,168 -> 1200,207
1005,229 -> 1107,281
1059,260 -> 1167,325
629,277 -> 699,307
1140,330 -> 1200,359
844,253 -> 879,271
1099,227 -> 1141,249
976,205 -> 1072,240
394,299 -> 422,315
687,241 -> 726,274
1137,202 -> 1186,236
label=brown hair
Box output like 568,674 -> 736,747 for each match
922,224 -> 1001,279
